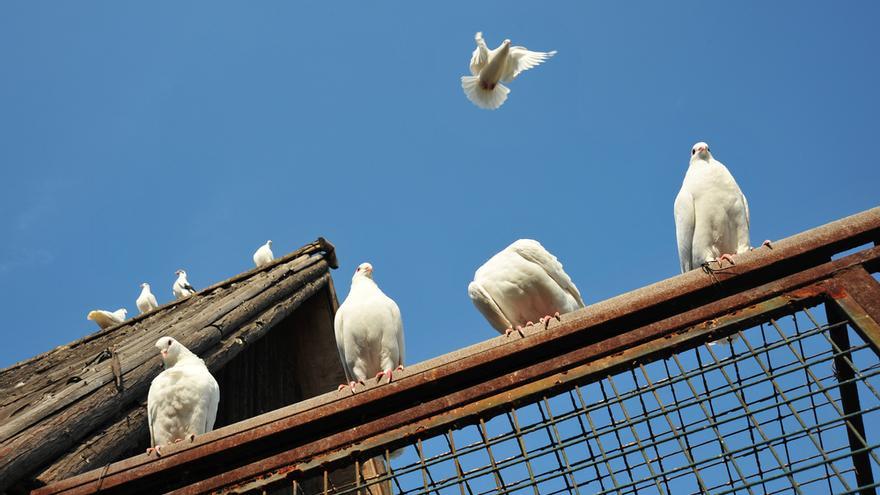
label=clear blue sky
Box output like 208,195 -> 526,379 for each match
1,1 -> 878,369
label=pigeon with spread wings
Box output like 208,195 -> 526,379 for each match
461,32 -> 556,110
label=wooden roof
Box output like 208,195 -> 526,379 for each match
0,238 -> 338,494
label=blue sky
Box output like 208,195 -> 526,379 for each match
1,1 -> 878,369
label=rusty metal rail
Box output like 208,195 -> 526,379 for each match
33,207 -> 880,495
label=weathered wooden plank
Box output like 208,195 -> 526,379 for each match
0,255 -> 318,443
0,260 -> 330,492
30,273 -> 332,486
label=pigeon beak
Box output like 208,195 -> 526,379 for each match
161,350 -> 168,359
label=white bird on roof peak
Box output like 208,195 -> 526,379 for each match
253,240 -> 274,268
146,336 -> 219,457
86,308 -> 128,329
137,283 -> 159,314
461,31 -> 557,110
334,262 -> 405,394
674,141 -> 771,273
172,270 -> 196,299
468,239 -> 584,337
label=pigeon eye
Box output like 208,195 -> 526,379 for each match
167,339 -> 172,346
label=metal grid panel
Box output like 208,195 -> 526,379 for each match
280,303 -> 880,495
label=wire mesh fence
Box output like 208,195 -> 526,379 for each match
279,301 -> 880,495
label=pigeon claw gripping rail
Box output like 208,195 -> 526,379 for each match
33,207 -> 880,495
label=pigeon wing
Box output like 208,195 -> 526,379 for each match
469,32 -> 489,76
204,371 -> 220,432
501,46 -> 556,83
333,307 -> 354,383
468,281 -> 514,333
674,187 -> 696,273
511,240 -> 585,308
389,299 -> 405,367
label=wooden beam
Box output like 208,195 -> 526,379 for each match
0,258 -> 330,493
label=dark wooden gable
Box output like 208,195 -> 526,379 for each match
0,239 -> 343,495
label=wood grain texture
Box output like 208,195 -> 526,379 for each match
0,239 -> 338,493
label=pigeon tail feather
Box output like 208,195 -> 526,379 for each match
461,76 -> 509,110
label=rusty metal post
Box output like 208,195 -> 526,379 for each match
825,300 -> 877,495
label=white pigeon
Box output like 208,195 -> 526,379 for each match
674,142 -> 760,272
253,240 -> 274,268
146,336 -> 219,456
86,308 -> 128,329
468,239 -> 585,336
136,283 -> 159,314
334,263 -> 405,393
172,269 -> 196,299
461,31 -> 556,110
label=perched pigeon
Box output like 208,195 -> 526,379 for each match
87,308 -> 128,329
146,336 -> 219,456
136,283 -> 159,314
253,240 -> 274,268
461,31 -> 556,110
674,142 -> 765,272
468,239 -> 585,336
334,263 -> 405,392
172,270 -> 196,299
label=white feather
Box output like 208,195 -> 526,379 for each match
136,283 -> 159,314
87,308 -> 128,329
253,240 -> 274,268
334,263 -> 405,383
501,46 -> 558,83
172,270 -> 196,299
674,143 -> 751,272
468,239 -> 584,333
461,32 -> 555,110
147,337 -> 219,449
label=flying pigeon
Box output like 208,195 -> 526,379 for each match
334,263 -> 405,393
468,239 -> 585,337
674,142 -> 769,273
87,308 -> 128,329
136,283 -> 159,314
461,31 -> 556,110
253,240 -> 274,268
172,270 -> 196,299
146,336 -> 219,456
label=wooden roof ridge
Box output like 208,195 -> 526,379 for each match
0,237 -> 337,493
0,237 -> 337,378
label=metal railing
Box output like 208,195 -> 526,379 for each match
34,207 -> 880,495
311,307 -> 880,495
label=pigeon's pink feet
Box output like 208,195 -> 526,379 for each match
146,445 -> 163,457
504,327 -> 525,338
540,312 -> 563,329
173,438 -> 183,444
339,381 -> 362,393
338,380 -> 363,393
716,253 -> 736,266
187,434 -> 196,442
762,240 -> 772,249
375,365 -> 406,383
